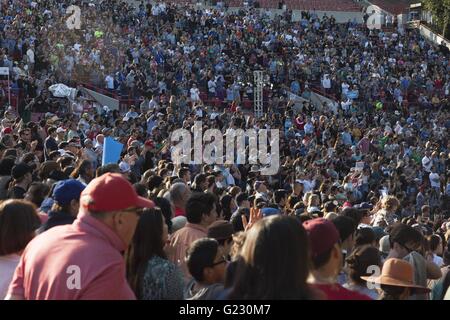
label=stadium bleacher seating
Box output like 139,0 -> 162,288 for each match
225,0 -> 362,12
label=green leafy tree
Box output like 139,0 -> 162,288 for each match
422,0 -> 450,38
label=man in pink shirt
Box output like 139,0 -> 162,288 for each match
170,192 -> 218,283
6,173 -> 154,300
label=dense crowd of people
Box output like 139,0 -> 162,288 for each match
0,0 -> 449,300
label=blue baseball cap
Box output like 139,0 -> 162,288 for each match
354,202 -> 374,210
261,207 -> 281,217
52,179 -> 86,206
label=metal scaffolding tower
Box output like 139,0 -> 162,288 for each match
253,70 -> 264,118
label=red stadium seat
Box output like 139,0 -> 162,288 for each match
243,99 -> 252,109
213,98 -> 222,107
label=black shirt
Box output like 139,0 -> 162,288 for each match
44,136 -> 58,160
7,186 -> 27,199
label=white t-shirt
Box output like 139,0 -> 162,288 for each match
304,122 -> 314,135
152,5 -> 161,16
190,87 -> 200,101
149,99 -> 159,111
183,45 -> 194,55
298,179 -> 315,193
125,111 -> 139,119
208,79 -> 216,93
72,102 -> 83,115
422,156 -> 432,172
341,99 -> 351,111
429,172 -> 440,188
394,123 -> 403,135
105,75 -> 114,89
27,49 -> 35,64
322,75 -> 331,89
0,254 -> 21,299
79,118 -> 91,130
341,82 -> 350,96
195,108 -> 203,118
210,112 -> 220,120
74,43 -> 82,51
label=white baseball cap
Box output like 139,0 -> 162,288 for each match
119,161 -> 131,173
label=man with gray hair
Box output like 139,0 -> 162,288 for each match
170,182 -> 191,217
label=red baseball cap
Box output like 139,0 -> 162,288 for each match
343,201 -> 352,208
80,173 -> 154,212
303,218 -> 340,258
144,139 -> 155,148
2,127 -> 12,134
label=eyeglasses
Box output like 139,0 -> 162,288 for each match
210,255 -> 228,267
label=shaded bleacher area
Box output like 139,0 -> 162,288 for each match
367,0 -> 412,14
225,0 -> 363,12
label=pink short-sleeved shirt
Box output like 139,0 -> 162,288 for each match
170,223 -> 207,282
8,214 -> 136,300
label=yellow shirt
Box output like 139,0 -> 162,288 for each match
432,96 -> 440,105
352,128 -> 362,140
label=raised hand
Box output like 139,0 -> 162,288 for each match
30,140 -> 38,150
242,207 -> 263,232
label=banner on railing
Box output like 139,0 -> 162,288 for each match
0,67 -> 10,75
